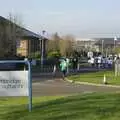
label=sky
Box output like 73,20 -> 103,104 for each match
0,0 -> 120,38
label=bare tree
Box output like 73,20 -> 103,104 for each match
59,35 -> 74,57
113,47 -> 120,55
46,33 -> 74,57
0,14 -> 23,58
47,32 -> 61,52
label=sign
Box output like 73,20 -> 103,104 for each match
0,60 -> 32,112
0,71 -> 28,96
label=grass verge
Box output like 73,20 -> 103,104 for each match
1,93 -> 120,120
67,70 -> 120,85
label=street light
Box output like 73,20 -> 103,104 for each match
102,40 -> 104,55
114,36 -> 117,50
41,30 -> 46,67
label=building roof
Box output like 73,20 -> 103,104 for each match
76,38 -> 97,41
95,38 -> 120,45
0,16 -> 48,40
21,27 -> 41,39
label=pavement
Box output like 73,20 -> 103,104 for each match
32,78 -> 120,96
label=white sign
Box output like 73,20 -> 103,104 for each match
0,71 -> 28,96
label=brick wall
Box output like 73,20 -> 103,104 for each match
17,40 -> 28,57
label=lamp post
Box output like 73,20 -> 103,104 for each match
102,40 -> 104,55
114,36 -> 117,50
41,30 -> 46,67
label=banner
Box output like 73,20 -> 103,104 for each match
0,71 -> 28,96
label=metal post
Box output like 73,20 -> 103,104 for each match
114,36 -> 117,51
41,38 -> 44,67
102,40 -> 104,55
114,39 -> 116,50
41,30 -> 46,67
27,61 -> 32,112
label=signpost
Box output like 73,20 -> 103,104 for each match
0,60 -> 32,112
102,40 -> 104,55
114,36 -> 117,50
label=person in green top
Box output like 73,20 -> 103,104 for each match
60,59 -> 67,79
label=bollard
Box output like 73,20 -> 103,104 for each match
103,74 -> 107,84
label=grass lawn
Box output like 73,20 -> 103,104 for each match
1,93 -> 120,120
67,70 -> 120,85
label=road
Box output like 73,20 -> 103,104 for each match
32,73 -> 120,96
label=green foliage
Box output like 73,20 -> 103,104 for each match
29,51 -> 40,59
47,51 -> 61,58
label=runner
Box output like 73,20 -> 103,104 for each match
60,59 -> 67,80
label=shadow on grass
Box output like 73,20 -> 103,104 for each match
2,93 -> 120,120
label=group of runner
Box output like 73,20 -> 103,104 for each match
58,55 -> 120,79
88,56 -> 113,68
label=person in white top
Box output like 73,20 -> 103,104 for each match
88,57 -> 94,67
90,57 -> 95,67
97,56 -> 102,68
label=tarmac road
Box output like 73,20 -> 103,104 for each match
32,67 -> 120,96
32,76 -> 120,96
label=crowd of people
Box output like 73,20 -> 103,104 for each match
88,55 -> 120,69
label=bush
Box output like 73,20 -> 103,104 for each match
29,52 -> 40,59
47,51 -> 61,58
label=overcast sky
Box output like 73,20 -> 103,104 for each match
0,0 -> 120,38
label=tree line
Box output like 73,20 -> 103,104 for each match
0,14 -> 23,59
46,32 -> 75,58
